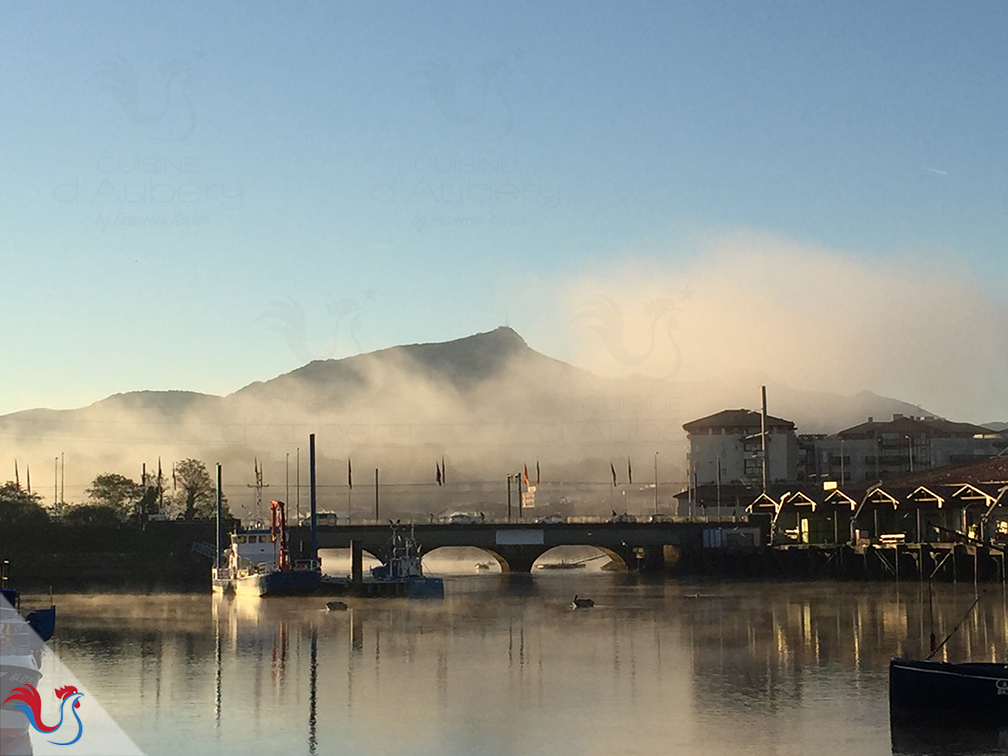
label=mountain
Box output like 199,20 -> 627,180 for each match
0,327 -> 944,513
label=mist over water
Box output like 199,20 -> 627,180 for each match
3,311 -> 985,522
33,580 -> 1008,756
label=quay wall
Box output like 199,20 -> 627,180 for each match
4,521 -> 1005,590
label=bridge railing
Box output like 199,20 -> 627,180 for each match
292,515 -> 747,527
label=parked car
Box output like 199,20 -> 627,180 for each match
609,511 -> 637,523
300,512 -> 338,527
647,513 -> 674,523
536,514 -> 565,524
438,512 -> 482,525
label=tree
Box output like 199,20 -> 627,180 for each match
84,474 -> 142,518
62,504 -> 121,528
172,459 -> 230,519
0,482 -> 49,530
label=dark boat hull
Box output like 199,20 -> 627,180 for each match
891,720 -> 1008,755
216,569 -> 322,597
890,659 -> 1008,725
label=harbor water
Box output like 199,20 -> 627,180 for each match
29,577 -> 1008,756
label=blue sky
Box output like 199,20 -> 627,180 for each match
2,1 -> 1006,420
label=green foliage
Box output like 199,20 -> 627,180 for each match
61,504 -> 122,528
171,459 -> 230,520
85,473 -> 143,518
0,482 -> 50,530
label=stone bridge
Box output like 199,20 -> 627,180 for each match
290,519 -> 762,572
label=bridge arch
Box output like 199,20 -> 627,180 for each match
531,546 -> 627,571
420,546 -> 508,573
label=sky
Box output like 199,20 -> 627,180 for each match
2,1 -> 1007,423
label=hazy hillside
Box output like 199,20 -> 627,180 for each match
0,327 -> 951,517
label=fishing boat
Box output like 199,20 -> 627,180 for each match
1,564 -> 56,754
889,586 -> 1008,730
212,500 -> 322,597
536,559 -> 586,570
889,658 -> 1008,725
0,566 -> 54,702
367,525 -> 444,599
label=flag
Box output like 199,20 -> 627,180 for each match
627,457 -> 633,485
436,462 -> 442,486
535,460 -> 540,487
441,456 -> 446,485
172,462 -> 177,492
14,460 -> 19,490
348,458 -> 353,489
610,462 -> 617,487
157,458 -> 163,487
26,464 -> 31,494
523,465 -> 529,487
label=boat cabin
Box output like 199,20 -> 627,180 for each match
227,528 -> 279,571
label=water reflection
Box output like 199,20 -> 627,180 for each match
37,581 -> 1008,756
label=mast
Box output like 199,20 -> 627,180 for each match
215,464 -> 223,571
760,386 -> 768,495
309,434 -> 318,563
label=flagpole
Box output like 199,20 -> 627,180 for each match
506,474 -> 512,523
296,447 -> 300,525
517,470 -> 522,520
654,451 -> 658,515
374,468 -> 379,521
716,456 -> 721,516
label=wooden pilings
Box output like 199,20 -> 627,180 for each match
669,542 -> 1007,582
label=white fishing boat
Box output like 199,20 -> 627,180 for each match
212,501 -> 321,597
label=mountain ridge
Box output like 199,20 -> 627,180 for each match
1,327 -> 982,497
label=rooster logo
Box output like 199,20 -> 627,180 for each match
257,296 -> 366,363
410,55 -> 515,143
574,295 -> 683,378
89,56 -> 198,141
2,684 -> 84,746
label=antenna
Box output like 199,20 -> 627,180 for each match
246,458 -> 269,524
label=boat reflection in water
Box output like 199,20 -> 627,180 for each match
37,581 -> 1008,756
890,721 -> 1008,755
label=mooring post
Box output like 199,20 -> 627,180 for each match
351,540 -> 363,588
